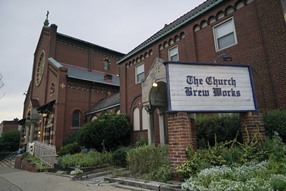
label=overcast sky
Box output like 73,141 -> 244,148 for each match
0,0 -> 205,122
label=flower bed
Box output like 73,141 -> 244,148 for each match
179,135 -> 286,190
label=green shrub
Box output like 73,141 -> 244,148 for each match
63,131 -> 79,146
177,135 -> 281,179
58,150 -> 111,168
195,114 -> 242,148
58,142 -> 81,156
0,130 -> 20,151
182,161 -> 274,191
77,113 -> 131,151
270,174 -> 286,191
267,134 -> 286,175
143,164 -> 172,183
24,153 -> 51,171
182,160 -> 286,191
111,146 -> 130,167
263,109 -> 286,142
127,144 -> 171,182
134,137 -> 148,147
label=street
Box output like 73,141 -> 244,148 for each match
0,167 -> 128,191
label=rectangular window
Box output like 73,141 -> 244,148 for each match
135,64 -> 144,83
213,18 -> 237,51
168,46 -> 179,61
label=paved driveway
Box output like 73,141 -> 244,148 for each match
0,167 -> 128,191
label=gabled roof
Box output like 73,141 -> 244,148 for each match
117,0 -> 223,64
48,57 -> 120,87
86,92 -> 120,115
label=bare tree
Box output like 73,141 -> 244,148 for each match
0,73 -> 5,99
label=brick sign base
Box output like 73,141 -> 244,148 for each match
167,111 -> 266,169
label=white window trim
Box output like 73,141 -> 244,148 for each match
142,108 -> 149,130
168,46 -> 179,61
133,108 -> 140,131
213,17 -> 238,52
135,63 -> 144,84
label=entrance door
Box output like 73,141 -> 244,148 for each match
149,81 -> 168,144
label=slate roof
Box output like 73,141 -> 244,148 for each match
48,57 -> 120,87
65,65 -> 120,87
117,0 -> 223,64
86,92 -> 120,115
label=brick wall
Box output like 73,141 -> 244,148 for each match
167,112 -> 197,168
254,0 -> 286,109
240,112 -> 266,143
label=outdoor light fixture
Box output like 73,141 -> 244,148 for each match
222,54 -> 232,61
211,53 -> 232,63
152,82 -> 158,87
152,77 -> 166,87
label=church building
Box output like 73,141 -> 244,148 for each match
21,15 -> 124,150
20,0 -> 286,167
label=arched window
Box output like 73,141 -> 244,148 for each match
103,58 -> 110,71
72,110 -> 81,128
133,108 -> 140,131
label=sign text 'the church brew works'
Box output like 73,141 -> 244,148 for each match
164,62 -> 257,112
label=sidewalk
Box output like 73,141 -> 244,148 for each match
73,168 -> 182,191
0,167 -> 127,191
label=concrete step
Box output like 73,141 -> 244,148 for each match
112,183 -> 153,191
0,154 -> 16,168
104,176 -> 182,191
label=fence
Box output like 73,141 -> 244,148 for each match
33,141 -> 57,167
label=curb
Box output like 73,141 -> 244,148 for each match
72,170 -> 112,180
104,176 -> 182,191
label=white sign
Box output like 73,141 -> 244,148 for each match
165,62 -> 257,112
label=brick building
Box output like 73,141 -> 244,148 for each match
21,17 -> 124,150
117,0 -> 286,148
0,118 -> 19,136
